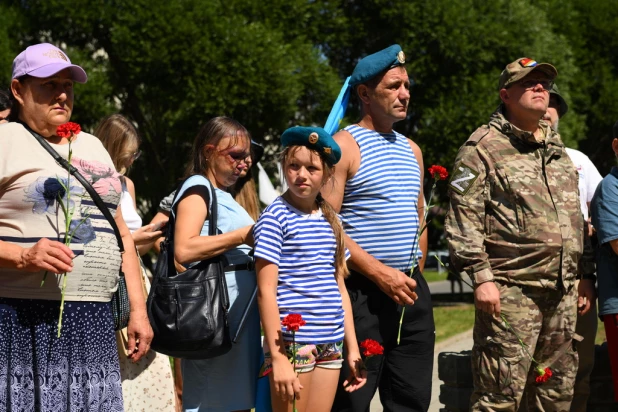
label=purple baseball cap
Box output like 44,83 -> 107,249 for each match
12,43 -> 88,83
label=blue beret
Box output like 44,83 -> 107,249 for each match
349,44 -> 406,86
281,126 -> 341,165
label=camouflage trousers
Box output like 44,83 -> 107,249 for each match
470,282 -> 580,412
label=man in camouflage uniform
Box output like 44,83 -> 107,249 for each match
445,58 -> 596,411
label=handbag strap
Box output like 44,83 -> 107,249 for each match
23,123 -> 125,255
170,176 -> 218,236
164,176 -> 218,269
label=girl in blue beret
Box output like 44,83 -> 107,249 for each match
254,126 -> 367,412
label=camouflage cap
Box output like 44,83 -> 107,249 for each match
549,84 -> 568,117
498,58 -> 557,90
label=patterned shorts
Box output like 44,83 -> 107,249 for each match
260,341 -> 344,375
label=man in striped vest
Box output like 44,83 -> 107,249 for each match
323,44 -> 435,412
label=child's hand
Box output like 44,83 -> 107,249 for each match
271,357 -> 303,401
132,223 -> 164,246
343,352 -> 367,392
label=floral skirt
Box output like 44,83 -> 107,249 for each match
116,265 -> 176,411
0,298 -> 123,412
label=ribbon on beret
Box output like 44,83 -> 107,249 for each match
324,76 -> 351,136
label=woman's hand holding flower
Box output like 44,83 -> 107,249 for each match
19,238 -> 75,274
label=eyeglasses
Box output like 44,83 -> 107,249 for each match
131,150 -> 142,160
515,79 -> 554,91
221,149 -> 250,166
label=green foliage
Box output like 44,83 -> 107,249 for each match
0,3 -> 30,89
317,0 -> 616,247
9,0 -> 340,216
4,0 -> 618,245
537,0 -> 618,175
321,0 -> 585,164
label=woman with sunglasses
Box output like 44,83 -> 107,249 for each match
174,116 -> 260,412
148,136 -> 264,411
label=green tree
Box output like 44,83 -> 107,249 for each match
316,0 -> 585,247
5,0 -> 341,217
5,0 -> 617,251
321,0 -> 582,161
538,0 -> 618,175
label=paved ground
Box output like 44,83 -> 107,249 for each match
369,328 -> 474,411
366,279 -> 474,410
427,279 -> 474,295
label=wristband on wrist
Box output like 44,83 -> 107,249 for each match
581,273 -> 597,282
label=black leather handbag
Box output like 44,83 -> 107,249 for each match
27,125 -> 130,330
147,177 -> 232,359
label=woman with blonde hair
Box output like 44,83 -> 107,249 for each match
95,113 -> 176,411
230,140 -> 263,221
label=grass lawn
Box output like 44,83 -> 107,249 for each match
433,305 -> 608,346
433,304 -> 475,343
423,269 -> 448,283
596,315 -> 607,345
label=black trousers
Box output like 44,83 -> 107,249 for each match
332,268 -> 435,412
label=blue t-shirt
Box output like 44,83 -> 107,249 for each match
591,167 -> 618,316
253,197 -> 348,344
172,175 -> 254,266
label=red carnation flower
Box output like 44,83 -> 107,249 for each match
281,313 -> 306,332
535,366 -> 552,383
360,339 -> 384,358
428,165 -> 448,180
56,122 -> 81,138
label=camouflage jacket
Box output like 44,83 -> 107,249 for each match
445,110 -> 593,290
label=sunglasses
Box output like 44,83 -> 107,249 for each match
131,150 -> 142,160
515,79 -> 554,91
220,149 -> 250,166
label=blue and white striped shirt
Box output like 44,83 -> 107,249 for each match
340,124 -> 422,272
253,197 -> 347,344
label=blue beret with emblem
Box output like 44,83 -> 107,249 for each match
281,126 -> 341,165
349,44 -> 406,86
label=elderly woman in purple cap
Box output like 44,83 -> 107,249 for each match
0,43 -> 152,411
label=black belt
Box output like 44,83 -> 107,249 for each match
224,261 -> 254,272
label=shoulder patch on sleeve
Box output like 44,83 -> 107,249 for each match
466,125 -> 491,146
449,162 -> 480,195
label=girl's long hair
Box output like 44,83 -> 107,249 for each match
94,114 -> 141,175
232,169 -> 260,221
279,146 -> 349,279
